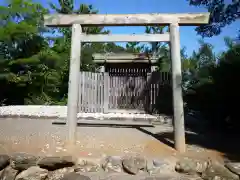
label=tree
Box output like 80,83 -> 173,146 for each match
0,0 -> 63,105
188,0 -> 240,37
125,42 -> 142,53
144,26 -> 171,72
184,36 -> 240,130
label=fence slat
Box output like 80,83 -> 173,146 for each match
86,72 -> 90,112
104,72 -> 109,113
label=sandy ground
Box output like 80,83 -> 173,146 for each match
0,118 -> 177,159
0,117 -> 230,164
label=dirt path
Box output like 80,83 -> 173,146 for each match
0,117 -> 233,164
0,118 -> 177,159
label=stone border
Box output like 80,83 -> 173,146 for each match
1,153 -> 239,180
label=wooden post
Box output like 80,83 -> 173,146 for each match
99,65 -> 105,73
170,23 -> 186,153
151,66 -> 157,72
67,24 -> 82,144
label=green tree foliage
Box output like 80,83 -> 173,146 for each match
184,39 -> 240,130
144,26 -> 170,72
187,0 -> 240,37
0,0 -> 59,105
0,0 -> 127,105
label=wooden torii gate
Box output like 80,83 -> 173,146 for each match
44,13 -> 210,153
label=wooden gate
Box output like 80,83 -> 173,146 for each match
108,67 -> 149,111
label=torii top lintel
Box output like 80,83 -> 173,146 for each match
44,13 -> 210,27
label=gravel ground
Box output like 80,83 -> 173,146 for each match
0,117 -> 177,159
0,105 -> 225,162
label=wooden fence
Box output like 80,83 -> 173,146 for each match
78,71 -> 109,113
78,71 -> 171,113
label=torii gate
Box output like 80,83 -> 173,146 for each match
44,13 -> 210,153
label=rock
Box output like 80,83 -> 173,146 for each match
48,167 -> 74,180
202,162 -> 239,180
15,166 -> 48,180
225,162 -> 240,176
0,155 -> 10,170
144,175 -> 202,180
61,172 -> 91,180
122,156 -> 147,175
10,153 -> 38,171
175,157 -> 209,175
102,156 -> 122,173
153,159 -> 166,167
147,159 -> 173,175
147,160 -> 154,170
74,159 -> 100,173
142,177 -> 166,180
0,166 -> 18,180
37,156 -> 75,170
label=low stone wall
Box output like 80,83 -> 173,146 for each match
0,153 -> 240,180
0,106 -> 157,121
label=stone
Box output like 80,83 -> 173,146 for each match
0,166 -> 18,180
202,162 -> 239,180
225,162 -> 240,176
61,172 -> 91,180
153,159 -> 168,167
10,153 -> 38,171
74,159 -> 100,173
143,177 -> 174,180
48,167 -> 74,180
147,159 -> 173,175
175,157 -> 209,175
102,156 -> 122,173
122,156 -> 147,175
15,166 -> 48,180
0,155 -> 10,170
37,156 -> 75,170
143,175 -> 203,180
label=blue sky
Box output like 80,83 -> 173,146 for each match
28,0 -> 240,55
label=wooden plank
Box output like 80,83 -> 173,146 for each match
67,24 -> 82,144
81,72 -> 86,112
93,72 -> 97,113
99,73 -> 103,113
44,13 -> 210,27
103,72 -> 109,113
86,72 -> 90,112
81,34 -> 170,42
170,23 -> 186,153
94,59 -> 157,64
113,70 -> 117,109
96,73 -> 99,112
89,72 -> 93,113
147,73 -> 152,112
78,72 -> 82,112
96,73 -> 98,112
52,119 -> 154,127
93,53 -> 159,61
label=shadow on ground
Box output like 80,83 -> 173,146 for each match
137,118 -> 240,162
